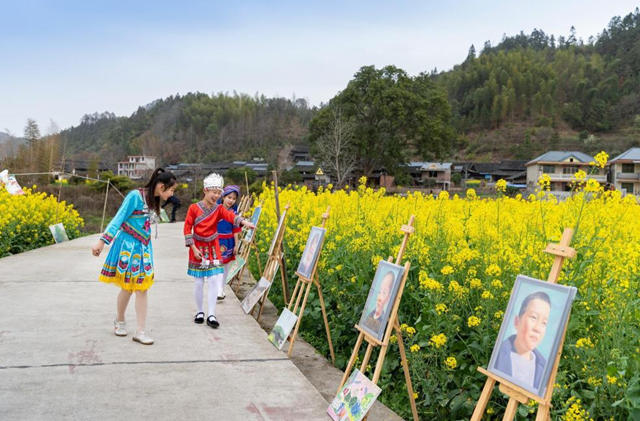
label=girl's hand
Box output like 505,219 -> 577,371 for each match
92,241 -> 105,257
192,246 -> 203,260
244,221 -> 256,230
233,244 -> 240,255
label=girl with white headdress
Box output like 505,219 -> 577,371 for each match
183,173 -> 255,328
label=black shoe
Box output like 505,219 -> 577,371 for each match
194,312 -> 205,324
206,315 -> 220,328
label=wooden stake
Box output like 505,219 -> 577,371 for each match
100,181 -> 110,233
470,228 -> 576,420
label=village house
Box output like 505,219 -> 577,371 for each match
608,147 -> 640,194
117,155 -> 156,180
525,151 -> 606,192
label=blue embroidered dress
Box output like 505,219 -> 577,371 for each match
217,202 -> 241,265
99,189 -> 155,292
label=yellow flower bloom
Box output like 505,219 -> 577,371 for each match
445,357 -> 457,370
467,316 -> 481,328
429,333 -> 447,348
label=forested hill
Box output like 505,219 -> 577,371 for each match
60,93 -> 315,165
435,9 -> 640,134
57,9 -> 640,166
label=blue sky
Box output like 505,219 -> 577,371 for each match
0,0 -> 637,134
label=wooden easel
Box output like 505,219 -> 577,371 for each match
471,228 -> 577,421
247,203 -> 290,322
285,206 -> 335,364
229,202 -> 264,292
337,216 -> 420,421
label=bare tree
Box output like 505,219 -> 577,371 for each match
277,143 -> 294,172
316,107 -> 357,187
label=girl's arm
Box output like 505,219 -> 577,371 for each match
183,205 -> 202,260
217,205 -> 247,227
92,190 -> 138,256
232,215 -> 242,254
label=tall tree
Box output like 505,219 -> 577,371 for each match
311,65 -> 454,177
23,118 -> 41,170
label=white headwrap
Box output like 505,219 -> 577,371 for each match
203,173 -> 224,190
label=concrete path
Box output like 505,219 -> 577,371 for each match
0,224 -> 331,421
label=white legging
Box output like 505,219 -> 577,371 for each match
193,274 -> 224,316
221,262 -> 231,285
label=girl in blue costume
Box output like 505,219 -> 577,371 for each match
216,185 -> 242,300
92,168 -> 177,345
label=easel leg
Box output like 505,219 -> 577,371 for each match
287,282 -> 312,358
317,286 -> 335,365
253,244 -> 262,275
290,279 -> 304,313
233,259 -> 246,293
279,258 -> 289,306
471,377 -> 496,421
394,323 -> 419,421
535,405 -> 551,421
360,342 -> 374,373
502,398 -> 519,421
371,343 -> 389,384
338,332 -> 364,394
256,286 -> 270,323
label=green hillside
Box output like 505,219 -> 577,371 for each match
49,8 -> 640,167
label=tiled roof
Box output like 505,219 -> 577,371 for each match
526,151 -> 594,165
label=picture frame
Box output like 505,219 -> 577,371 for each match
267,308 -> 298,350
224,256 -> 246,284
241,277 -> 271,314
243,206 -> 262,242
358,260 -> 405,342
267,210 -> 286,256
3,174 -> 25,195
48,223 -> 69,244
327,368 -> 381,421
487,275 -> 577,398
295,226 -> 326,279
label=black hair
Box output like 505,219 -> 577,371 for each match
144,168 -> 177,214
518,291 -> 551,317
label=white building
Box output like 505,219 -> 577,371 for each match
117,156 -> 156,180
525,151 -> 606,192
608,147 -> 640,194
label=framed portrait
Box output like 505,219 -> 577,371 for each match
48,223 -> 69,244
224,256 -> 246,284
358,260 -> 405,342
243,206 -> 262,242
295,226 -> 326,279
487,275 -> 577,398
327,369 -> 381,421
3,174 -> 25,195
241,277 -> 271,314
267,210 -> 287,256
267,308 -> 298,350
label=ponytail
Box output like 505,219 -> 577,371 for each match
144,168 -> 177,214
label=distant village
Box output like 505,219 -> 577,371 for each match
63,145 -> 640,197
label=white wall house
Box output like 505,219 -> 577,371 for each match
525,151 -> 606,192
117,156 -> 156,180
608,147 -> 640,194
